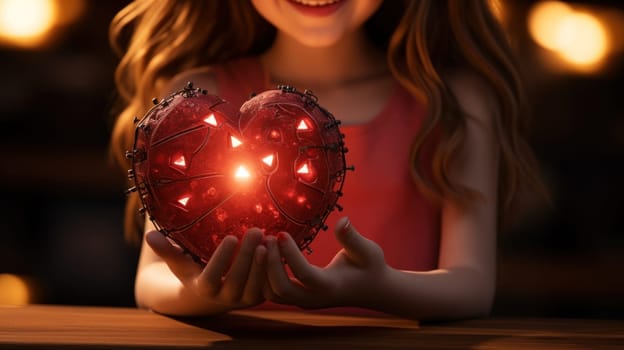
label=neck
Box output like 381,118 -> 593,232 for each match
260,29 -> 387,91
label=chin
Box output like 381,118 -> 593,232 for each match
286,29 -> 347,48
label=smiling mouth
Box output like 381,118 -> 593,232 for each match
288,0 -> 342,7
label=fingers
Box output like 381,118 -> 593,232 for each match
276,232 -> 327,287
145,230 -> 184,259
240,244 -> 268,305
334,217 -> 383,267
217,228 -> 264,301
145,230 -> 201,280
196,234 -> 239,296
265,235 -> 302,303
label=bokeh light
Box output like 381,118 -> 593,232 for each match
528,1 -> 611,71
556,12 -> 609,66
0,0 -> 85,49
0,274 -> 31,305
0,0 -> 57,47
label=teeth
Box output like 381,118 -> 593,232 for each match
291,0 -> 341,7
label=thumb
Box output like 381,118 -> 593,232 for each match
145,230 -> 201,279
334,217 -> 383,266
145,230 -> 184,259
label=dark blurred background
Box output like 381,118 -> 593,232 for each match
0,0 -> 622,318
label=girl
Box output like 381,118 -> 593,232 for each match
110,0 -> 543,320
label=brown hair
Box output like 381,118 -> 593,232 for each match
110,0 -> 543,244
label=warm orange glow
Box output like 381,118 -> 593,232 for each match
262,154 -> 274,167
297,164 -> 310,174
173,155 -> 186,167
177,195 -> 191,206
204,113 -> 218,126
0,0 -> 57,48
230,136 -> 243,148
556,12 -> 609,66
528,1 -> 611,70
529,1 -> 573,51
0,274 -> 30,305
234,165 -> 251,180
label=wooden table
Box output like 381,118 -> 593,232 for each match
1,305 -> 622,349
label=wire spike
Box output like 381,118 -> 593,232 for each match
335,203 -> 343,211
324,120 -> 341,129
151,98 -> 159,105
278,85 -> 295,93
303,89 -> 318,103
124,186 -> 137,195
127,169 -> 135,179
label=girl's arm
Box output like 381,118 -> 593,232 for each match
379,71 -> 500,319
264,72 -> 499,321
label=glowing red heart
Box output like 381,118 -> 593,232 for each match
127,84 -> 348,263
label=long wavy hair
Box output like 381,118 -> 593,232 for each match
110,0 -> 543,244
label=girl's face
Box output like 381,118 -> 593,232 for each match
251,0 -> 383,47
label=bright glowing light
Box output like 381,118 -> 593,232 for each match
172,155 -> 186,167
0,274 -> 30,305
230,135 -> 243,148
296,196 -> 306,204
296,162 -> 317,182
0,0 -> 57,47
297,120 -> 310,130
203,113 -> 218,126
262,154 -> 274,167
528,1 -> 610,68
234,165 -> 251,180
529,1 -> 573,51
177,195 -> 191,206
556,12 -> 609,66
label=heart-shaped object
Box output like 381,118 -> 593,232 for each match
126,83 -> 349,263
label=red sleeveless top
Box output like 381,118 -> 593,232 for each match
213,57 -> 440,272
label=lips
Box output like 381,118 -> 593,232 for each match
286,0 -> 346,17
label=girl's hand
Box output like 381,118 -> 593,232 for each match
264,217 -> 389,309
145,228 -> 267,311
